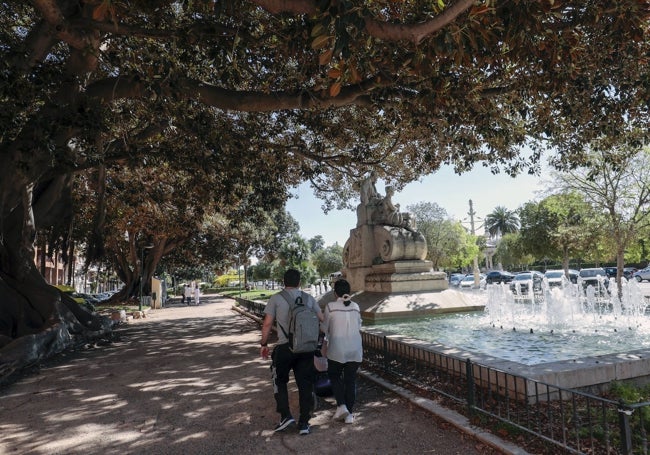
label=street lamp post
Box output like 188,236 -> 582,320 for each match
139,244 -> 154,312
468,199 -> 481,288
238,258 -> 242,298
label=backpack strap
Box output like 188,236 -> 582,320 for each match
276,289 -> 294,339
279,289 -> 293,306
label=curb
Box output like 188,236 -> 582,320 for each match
359,369 -> 530,455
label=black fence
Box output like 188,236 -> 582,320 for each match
362,331 -> 650,454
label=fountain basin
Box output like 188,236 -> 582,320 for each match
366,321 -> 650,395
369,279 -> 650,393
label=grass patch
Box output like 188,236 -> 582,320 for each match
217,289 -> 278,302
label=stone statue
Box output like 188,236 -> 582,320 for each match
344,177 -> 442,295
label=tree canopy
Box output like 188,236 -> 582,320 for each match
518,192 -> 600,271
407,201 -> 478,270
551,144 -> 650,289
3,0 -> 650,376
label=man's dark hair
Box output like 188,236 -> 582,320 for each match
334,279 -> 351,297
283,269 -> 301,287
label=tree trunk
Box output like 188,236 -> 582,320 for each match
562,246 -> 570,275
616,246 -> 625,300
0,180 -> 111,384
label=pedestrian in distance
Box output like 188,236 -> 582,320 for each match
260,269 -> 324,436
322,278 -> 363,424
194,286 -> 200,305
184,284 -> 192,305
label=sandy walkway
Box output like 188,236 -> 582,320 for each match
0,295 -> 510,454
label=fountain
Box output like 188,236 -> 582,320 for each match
372,277 -> 650,392
334,178 -> 650,392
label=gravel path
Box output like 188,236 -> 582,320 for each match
0,295 -> 513,454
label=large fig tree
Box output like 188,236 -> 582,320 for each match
1,0 -> 649,375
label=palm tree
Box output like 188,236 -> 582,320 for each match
485,206 -> 520,239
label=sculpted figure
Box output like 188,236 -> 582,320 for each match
381,186 -> 402,225
378,186 -> 416,231
359,171 -> 381,205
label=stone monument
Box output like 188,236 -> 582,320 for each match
333,173 -> 482,321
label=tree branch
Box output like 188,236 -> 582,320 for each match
84,76 -> 151,103
68,18 -> 236,40
15,20 -> 58,73
364,0 -> 475,45
251,0 -> 475,45
85,73 -> 382,110
30,0 -> 90,50
178,76 -> 381,111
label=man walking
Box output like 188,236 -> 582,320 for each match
260,269 -> 323,435
183,284 -> 192,305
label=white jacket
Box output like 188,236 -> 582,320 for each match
322,298 -> 362,363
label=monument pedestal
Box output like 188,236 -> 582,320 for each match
364,260 -> 447,293
344,223 -> 435,292
352,289 -> 484,322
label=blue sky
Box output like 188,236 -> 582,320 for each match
286,165 -> 547,247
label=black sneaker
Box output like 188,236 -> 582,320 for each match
298,422 -> 310,435
274,416 -> 295,432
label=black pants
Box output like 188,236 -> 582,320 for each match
327,359 -> 360,412
271,344 -> 315,424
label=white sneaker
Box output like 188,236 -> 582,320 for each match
344,413 -> 355,424
333,405 -> 350,421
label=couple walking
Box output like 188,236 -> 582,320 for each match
260,269 -> 363,435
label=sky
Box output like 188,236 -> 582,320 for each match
286,165 -> 547,247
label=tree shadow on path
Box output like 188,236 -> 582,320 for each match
0,297 -> 498,455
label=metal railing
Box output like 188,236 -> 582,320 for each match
362,331 -> 650,454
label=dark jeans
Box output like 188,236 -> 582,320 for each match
271,343 -> 315,424
327,359 -> 360,412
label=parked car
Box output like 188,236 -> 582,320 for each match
604,267 -> 617,278
459,273 -> 486,289
509,271 -> 545,294
634,267 -> 650,282
544,269 -> 579,288
485,270 -> 516,284
604,266 -> 638,280
448,273 -> 465,287
579,268 -> 610,294
77,293 -> 102,306
623,267 -> 638,280
52,285 -> 97,311
93,291 -> 117,302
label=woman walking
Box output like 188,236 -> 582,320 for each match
322,278 -> 363,424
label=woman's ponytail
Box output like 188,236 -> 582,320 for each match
334,278 -> 352,306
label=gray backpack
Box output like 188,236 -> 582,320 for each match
278,290 -> 320,353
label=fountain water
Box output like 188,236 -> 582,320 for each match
486,276 -> 648,334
